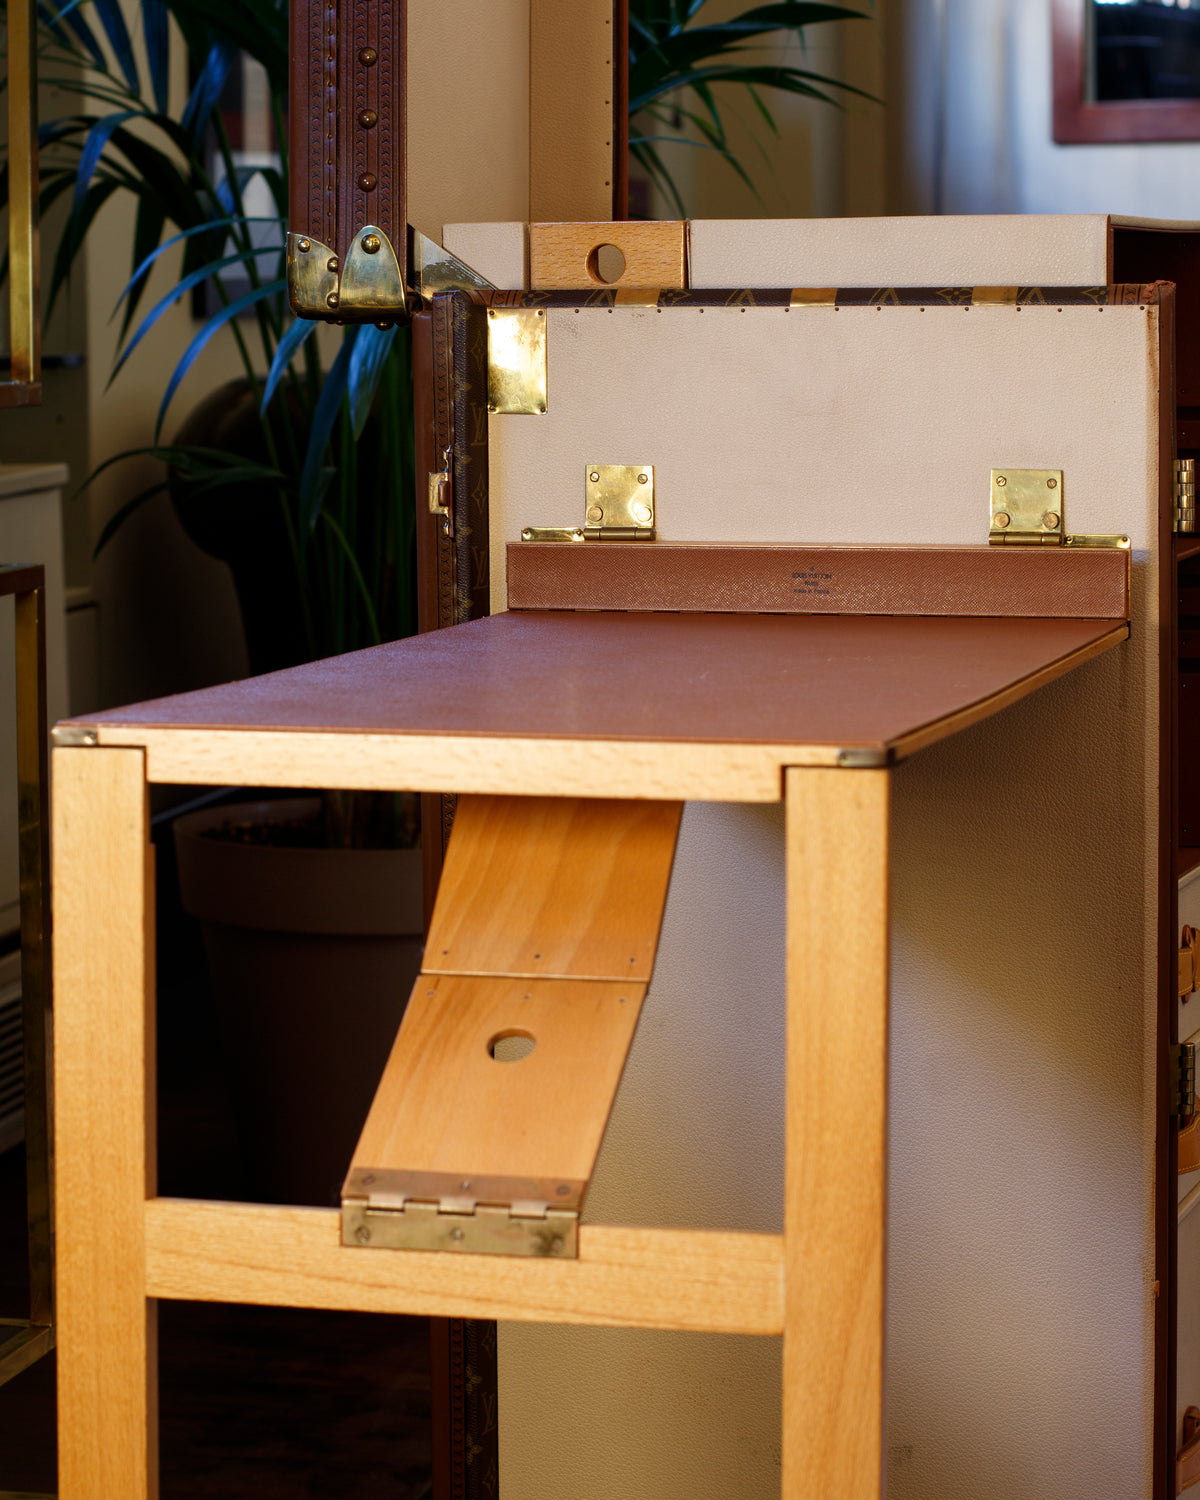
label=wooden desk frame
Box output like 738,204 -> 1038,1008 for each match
48,589 -> 1130,1500
50,742 -> 880,1497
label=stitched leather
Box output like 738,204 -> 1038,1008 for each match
505,542 -> 1129,620
288,0 -> 405,259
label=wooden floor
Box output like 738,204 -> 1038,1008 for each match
0,806 -> 434,1497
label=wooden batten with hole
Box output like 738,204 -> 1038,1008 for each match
341,795 -> 683,1257
529,221 -> 688,289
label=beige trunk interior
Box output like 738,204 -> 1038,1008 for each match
482,295 -> 1162,1497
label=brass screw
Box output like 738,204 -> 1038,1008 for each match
296,237 -> 311,253
362,234 -> 381,255
995,475 -> 1007,487
450,1227 -> 465,1242
1043,512 -> 1061,529
587,505 -> 604,522
488,403 -> 498,414
354,1225 -> 370,1244
556,1185 -> 571,1196
358,108 -> 378,128
357,171 -> 377,192
361,1173 -> 375,1185
994,511 -> 1011,528
632,502 -> 652,525
459,1180 -> 472,1191
327,256 -> 338,273
638,472 -> 649,484
1047,477 -> 1058,488
327,292 -> 339,309
359,45 -> 377,64
589,471 -> 600,482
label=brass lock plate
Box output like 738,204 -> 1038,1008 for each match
487,307 -> 547,415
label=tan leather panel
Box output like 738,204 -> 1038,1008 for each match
506,542 -> 1129,619
67,610 -> 1121,755
529,0 -> 614,222
407,0 -> 531,238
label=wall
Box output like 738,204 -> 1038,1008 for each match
636,0 -> 887,220
886,0 -> 1200,217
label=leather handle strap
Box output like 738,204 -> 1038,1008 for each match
288,0 -> 408,320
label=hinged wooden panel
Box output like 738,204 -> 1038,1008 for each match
425,795 -> 682,981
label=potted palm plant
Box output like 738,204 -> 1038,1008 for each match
22,0 -> 423,1203
14,0 -> 875,1203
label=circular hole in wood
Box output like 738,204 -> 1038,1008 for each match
488,1028 -> 537,1062
586,243 -> 627,285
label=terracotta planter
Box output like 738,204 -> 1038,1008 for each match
174,797 -> 423,1206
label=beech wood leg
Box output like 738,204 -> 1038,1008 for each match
783,766 -> 890,1500
52,746 -> 157,1500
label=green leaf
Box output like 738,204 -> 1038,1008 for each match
155,279 -> 286,435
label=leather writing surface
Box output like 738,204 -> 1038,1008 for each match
74,609 -> 1123,758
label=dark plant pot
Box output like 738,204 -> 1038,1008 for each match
174,797 -> 423,1207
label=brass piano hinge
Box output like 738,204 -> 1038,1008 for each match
1177,458 -> 1196,534
1172,1041 -> 1197,1119
523,464 -> 656,543
989,470 -> 1129,550
342,1169 -> 580,1258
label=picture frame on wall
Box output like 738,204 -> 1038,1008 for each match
1053,0 -> 1200,142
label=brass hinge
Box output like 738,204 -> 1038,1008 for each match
1173,1041 -> 1197,1119
341,1170 -> 579,1258
523,464 -> 656,543
1177,458 -> 1196,534
989,470 -> 1129,549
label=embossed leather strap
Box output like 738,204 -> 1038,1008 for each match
288,0 -> 406,314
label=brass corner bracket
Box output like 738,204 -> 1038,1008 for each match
287,225 -> 408,325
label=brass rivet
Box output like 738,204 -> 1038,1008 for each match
632,502 -> 652,525
1047,477 -> 1058,488
326,256 -> 338,273
450,1227 -> 465,1242
587,505 -> 604,523
357,171 -> 377,191
589,471 -> 600,482
327,292 -> 339,308
296,237 -> 311,253
358,108 -> 378,128
488,403 -> 498,414
1043,512 -> 1061,529
995,475 -> 1007,487
354,1225 -> 370,1243
994,511 -> 1011,528
637,472 -> 648,483
359,45 -> 377,64
362,233 -> 381,254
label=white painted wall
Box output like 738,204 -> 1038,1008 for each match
886,0 -> 1200,217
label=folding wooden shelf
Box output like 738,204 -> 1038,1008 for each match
49,545 -> 1130,1500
